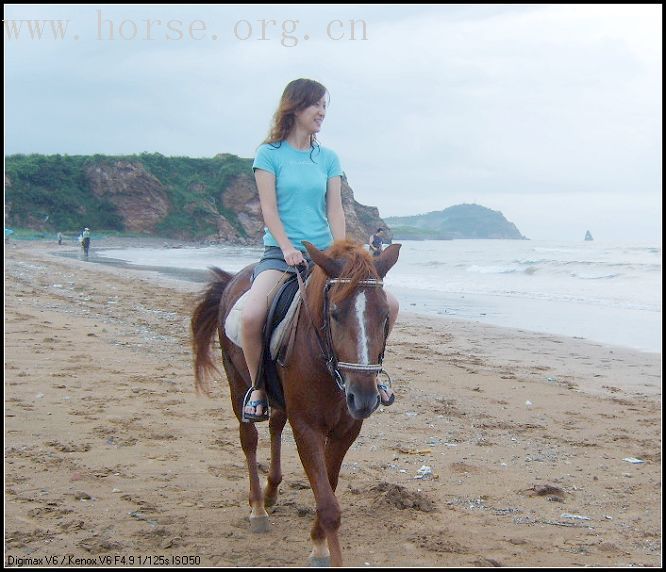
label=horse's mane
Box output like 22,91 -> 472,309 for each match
306,240 -> 379,327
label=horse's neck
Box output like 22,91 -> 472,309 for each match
295,279 -> 327,355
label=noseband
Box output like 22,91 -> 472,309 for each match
296,270 -> 391,393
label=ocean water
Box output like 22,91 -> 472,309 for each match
96,240 -> 662,353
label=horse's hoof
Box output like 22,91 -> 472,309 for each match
264,492 -> 279,508
249,514 -> 270,533
308,556 -> 331,567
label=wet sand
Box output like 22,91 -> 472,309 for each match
4,238 -> 662,567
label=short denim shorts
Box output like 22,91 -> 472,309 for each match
251,246 -> 312,282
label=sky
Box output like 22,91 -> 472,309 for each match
4,4 -> 662,242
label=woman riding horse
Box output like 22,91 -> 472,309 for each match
241,78 -> 398,422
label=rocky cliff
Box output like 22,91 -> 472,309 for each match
85,162 -> 170,233
185,171 -> 388,244
4,154 -> 389,245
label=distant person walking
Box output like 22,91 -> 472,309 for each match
57,232 -> 63,245
369,227 -> 385,257
81,227 -> 91,256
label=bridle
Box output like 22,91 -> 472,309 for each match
296,268 -> 391,393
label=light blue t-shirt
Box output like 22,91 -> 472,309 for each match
252,141 -> 343,252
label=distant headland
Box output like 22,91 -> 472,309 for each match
385,204 -> 527,240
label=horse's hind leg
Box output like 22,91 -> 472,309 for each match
264,408 -> 287,508
238,421 -> 270,532
224,351 -> 271,533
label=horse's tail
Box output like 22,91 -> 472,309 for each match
191,267 -> 234,396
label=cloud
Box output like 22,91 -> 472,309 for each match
4,4 -> 661,241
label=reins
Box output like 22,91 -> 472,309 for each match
295,266 -> 391,393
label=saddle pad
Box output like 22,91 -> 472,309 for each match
224,290 -> 250,348
224,282 -> 302,360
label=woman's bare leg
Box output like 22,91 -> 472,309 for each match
240,269 -> 286,418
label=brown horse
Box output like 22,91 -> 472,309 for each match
191,239 -> 401,567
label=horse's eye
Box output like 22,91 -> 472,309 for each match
331,307 -> 341,322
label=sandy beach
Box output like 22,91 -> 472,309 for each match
4,238 -> 662,567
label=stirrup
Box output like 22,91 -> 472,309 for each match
377,383 -> 395,406
377,370 -> 395,406
241,387 -> 270,423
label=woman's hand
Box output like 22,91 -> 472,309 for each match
283,247 -> 306,267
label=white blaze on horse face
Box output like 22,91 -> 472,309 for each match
354,291 -> 369,365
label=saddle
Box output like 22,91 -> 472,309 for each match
224,270 -> 306,410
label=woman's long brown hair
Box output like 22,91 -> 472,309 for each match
263,78 -> 328,149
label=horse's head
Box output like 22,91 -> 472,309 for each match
303,240 -> 401,420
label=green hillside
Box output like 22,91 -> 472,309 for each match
4,152 -> 252,237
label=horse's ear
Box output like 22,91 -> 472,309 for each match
374,243 -> 401,278
302,241 -> 342,278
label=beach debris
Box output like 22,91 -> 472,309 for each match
561,513 -> 591,521
546,376 -> 557,383
371,481 -> 436,512
397,447 -> 432,455
533,484 -> 565,497
414,465 -> 433,479
533,484 -> 562,496
543,519 -> 590,528
525,400 -> 533,407
129,511 -> 158,527
160,536 -> 183,549
522,484 -> 566,502
623,457 -> 646,464
405,411 -> 418,417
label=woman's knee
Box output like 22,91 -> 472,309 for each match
241,270 -> 284,335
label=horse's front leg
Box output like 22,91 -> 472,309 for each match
309,423 -> 363,565
264,408 -> 287,507
291,422 -> 346,567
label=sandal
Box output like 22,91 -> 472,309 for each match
242,387 -> 270,423
377,383 -> 395,407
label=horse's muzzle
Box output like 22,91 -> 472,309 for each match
345,386 -> 380,420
